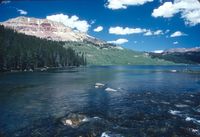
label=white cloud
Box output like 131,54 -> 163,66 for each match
170,31 -> 186,37
109,26 -> 168,37
154,30 -> 164,35
105,0 -> 153,10
165,29 -> 170,33
152,0 -> 200,26
109,26 -> 147,35
93,26 -> 103,32
144,30 -> 153,36
152,2 -> 178,18
17,9 -> 28,15
1,0 -> 10,4
153,50 -> 164,53
144,29 -> 164,36
46,13 -> 90,32
173,41 -> 179,45
107,38 -> 128,45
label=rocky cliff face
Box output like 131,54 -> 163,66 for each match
0,16 -> 108,46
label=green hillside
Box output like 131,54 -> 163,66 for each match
64,42 -> 174,65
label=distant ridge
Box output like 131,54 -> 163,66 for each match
150,47 -> 200,64
164,47 -> 200,54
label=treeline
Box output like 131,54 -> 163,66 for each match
150,52 -> 200,64
0,25 -> 86,72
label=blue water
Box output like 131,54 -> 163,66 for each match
0,65 -> 200,137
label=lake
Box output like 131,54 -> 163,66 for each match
0,65 -> 200,137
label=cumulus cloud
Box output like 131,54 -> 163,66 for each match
109,26 -> 168,37
93,26 -> 103,32
173,41 -> 179,45
105,0 -> 153,10
144,30 -> 153,36
46,14 -> 90,32
107,38 -> 128,45
153,50 -> 164,53
153,30 -> 164,35
152,2 -> 178,18
170,31 -> 186,37
109,26 -> 147,35
1,0 -> 10,4
152,0 -> 200,26
144,29 -> 164,36
17,9 -> 28,15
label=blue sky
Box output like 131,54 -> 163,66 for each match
0,0 -> 200,52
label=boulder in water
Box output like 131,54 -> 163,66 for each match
105,88 -> 117,92
95,83 -> 105,88
170,70 -> 177,72
61,113 -> 88,128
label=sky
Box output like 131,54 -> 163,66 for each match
0,0 -> 200,52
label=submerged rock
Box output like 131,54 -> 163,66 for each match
61,113 -> 88,128
61,113 -> 102,128
101,131 -> 124,137
188,128 -> 200,136
95,83 -> 105,88
105,88 -> 117,92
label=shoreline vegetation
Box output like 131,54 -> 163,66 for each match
1,25 -> 199,73
3,65 -> 200,75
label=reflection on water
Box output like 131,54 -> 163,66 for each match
0,65 -> 200,137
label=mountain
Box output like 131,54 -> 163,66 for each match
150,47 -> 200,64
0,16 -> 111,48
0,16 -> 174,65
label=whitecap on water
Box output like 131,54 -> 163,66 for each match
190,94 -> 194,97
193,106 -> 200,113
185,117 -> 200,125
101,131 -> 124,137
169,110 -> 181,116
150,100 -> 158,104
160,101 -> 170,105
184,100 -> 192,103
175,104 -> 189,108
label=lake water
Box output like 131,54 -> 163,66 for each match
0,66 -> 200,137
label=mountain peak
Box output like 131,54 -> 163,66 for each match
0,16 -> 108,46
